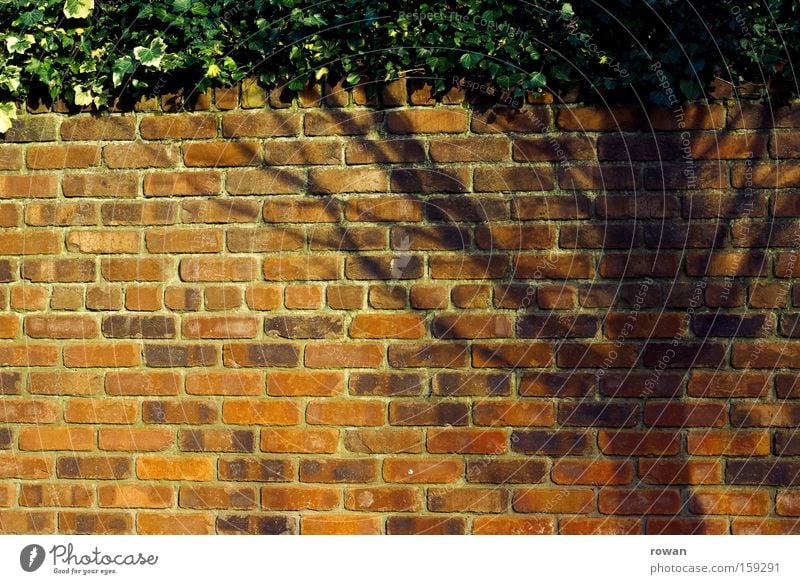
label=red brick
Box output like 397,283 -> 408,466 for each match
227,168 -> 305,195
223,400 -> 300,425
20,484 -> 92,507
552,459 -> 633,485
301,514 -> 382,535
185,370 -> 263,395
223,111 -> 300,137
99,428 -> 173,451
427,429 -> 507,454
144,171 -> 221,196
639,460 -> 722,485
61,117 -> 136,140
383,458 -> 464,483
147,228 -> 222,253
140,115 -> 217,139
560,518 -> 642,534
137,456 -> 214,481
0,175 -> 58,198
263,255 -> 339,280
472,108 -> 550,133
67,230 -> 140,253
101,257 -> 169,281
430,137 -> 510,162
309,168 -> 388,194
63,343 -> 140,367
285,285 -> 323,309
261,428 -> 339,453
387,109 -> 466,133
27,144 -> 100,169
182,199 -> 260,223
19,427 -> 94,451
472,401 -> 554,427
0,345 -> 58,366
514,488 -> 594,513
99,484 -> 173,508
598,488 -> 681,515
137,512 -> 213,534
29,371 -> 102,396
689,488 -> 770,515
350,314 -> 425,339
305,342 -> 383,368
265,140 -> 342,165
180,257 -> 256,282
65,399 -> 138,424
104,144 -> 178,168
63,173 -> 139,197
345,429 -> 423,454
261,486 -> 339,510
307,400 -> 385,426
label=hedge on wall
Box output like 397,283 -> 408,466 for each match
0,0 -> 798,129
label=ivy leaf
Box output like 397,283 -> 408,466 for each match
134,38 -> 168,69
73,85 -> 94,106
0,66 -> 21,92
63,0 -> 94,19
18,9 -> 44,26
5,35 -> 35,54
112,56 -> 134,87
550,64 -> 572,81
190,2 -> 209,16
0,102 -> 17,134
679,78 -> 702,100
287,76 -> 307,91
527,72 -> 547,89
459,52 -> 482,69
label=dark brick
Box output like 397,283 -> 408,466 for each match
144,344 -> 218,367
218,458 -> 294,482
217,514 -> 294,535
727,460 -> 800,486
692,314 -> 772,337
558,402 -> 639,427
511,430 -> 592,455
389,402 -> 469,426
264,315 -> 344,339
350,372 -> 424,396
517,314 -> 598,338
102,315 -> 176,339
466,459 -> 547,483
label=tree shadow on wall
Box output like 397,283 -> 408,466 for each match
192,94 -> 795,535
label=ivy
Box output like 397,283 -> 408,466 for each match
0,0 -> 798,123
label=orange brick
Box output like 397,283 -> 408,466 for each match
63,343 -> 141,367
19,427 -> 94,451
137,456 -> 214,481
99,484 -> 173,508
301,514 -> 382,535
222,400 -> 301,424
260,428 -> 339,453
64,399 -> 138,424
99,428 -> 173,452
307,400 -> 385,426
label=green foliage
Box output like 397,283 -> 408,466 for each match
0,0 -> 798,117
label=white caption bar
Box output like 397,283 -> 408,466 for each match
1,535 -> 798,583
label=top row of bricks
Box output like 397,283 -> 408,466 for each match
3,103 -> 800,143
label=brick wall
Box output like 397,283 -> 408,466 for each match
0,84 -> 798,534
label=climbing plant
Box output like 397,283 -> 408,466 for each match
0,0 -> 797,129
